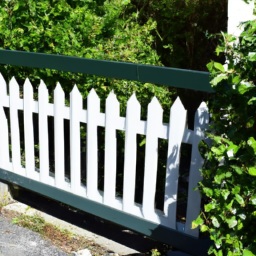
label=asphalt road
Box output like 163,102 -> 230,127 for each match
0,213 -> 69,256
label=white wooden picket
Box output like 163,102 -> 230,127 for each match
9,78 -> 22,175
54,83 -> 65,189
164,97 -> 187,230
185,102 -> 209,237
142,97 -> 163,219
87,89 -> 101,202
0,75 -> 209,238
24,78 -> 35,178
70,85 -> 82,194
123,94 -> 141,213
38,81 -> 50,184
104,91 -> 119,207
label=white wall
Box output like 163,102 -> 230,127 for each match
228,0 -> 255,37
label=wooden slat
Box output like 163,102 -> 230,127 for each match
38,80 -> 49,183
9,77 -> 22,174
70,85 -> 82,194
54,83 -> 65,189
164,97 -> 187,229
185,102 -> 209,237
0,49 -> 213,92
123,93 -> 141,213
104,91 -> 119,207
0,74 -> 9,169
86,89 -> 100,200
23,79 -> 35,178
0,106 -> 9,169
142,97 -> 163,219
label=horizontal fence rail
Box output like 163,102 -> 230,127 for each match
0,49 -> 214,92
0,74 -> 209,240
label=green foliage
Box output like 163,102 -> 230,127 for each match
127,0 -> 227,71
0,0 -> 175,116
193,20 -> 256,255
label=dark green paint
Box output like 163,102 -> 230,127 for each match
0,168 -> 212,256
0,49 -> 214,92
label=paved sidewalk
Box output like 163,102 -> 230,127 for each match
0,213 -> 69,256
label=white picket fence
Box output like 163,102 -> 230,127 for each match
0,74 -> 209,237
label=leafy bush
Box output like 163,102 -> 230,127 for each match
0,0 -> 175,113
193,20 -> 256,256
127,0 -> 227,71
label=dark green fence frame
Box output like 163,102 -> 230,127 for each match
0,49 -> 214,256
0,49 -> 214,92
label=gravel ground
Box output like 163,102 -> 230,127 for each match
0,213 -> 69,256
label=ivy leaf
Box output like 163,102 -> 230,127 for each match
247,137 -> 256,154
231,165 -> 243,175
226,217 -> 237,228
13,2 -> 20,12
237,83 -> 251,95
203,187 -> 213,197
250,195 -> 256,205
235,194 -> 244,205
221,189 -> 230,200
248,167 -> 256,176
214,62 -> 225,72
192,216 -> 204,229
210,74 -> 228,86
212,217 -> 220,228
243,249 -> 256,256
205,203 -> 214,212
200,225 -> 208,232
232,186 -> 241,194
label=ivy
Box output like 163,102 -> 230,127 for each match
193,19 -> 256,256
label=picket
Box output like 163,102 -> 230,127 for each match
9,78 -> 22,175
38,81 -> 50,183
24,79 -> 35,178
0,74 -> 9,169
54,83 -> 65,189
164,97 -> 187,229
142,97 -> 163,219
0,104 -> 9,169
70,85 -> 82,194
0,75 -> 210,239
123,93 -> 141,213
185,102 -> 209,237
87,89 -> 101,201
104,91 -> 120,207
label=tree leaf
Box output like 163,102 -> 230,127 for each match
212,217 -> 220,228
248,167 -> 256,176
235,194 -> 244,205
226,217 -> 237,228
231,165 -> 243,175
214,62 -> 225,72
243,249 -> 256,256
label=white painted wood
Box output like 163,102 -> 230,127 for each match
86,89 -> 100,200
70,85 -> 82,194
9,77 -> 22,174
38,80 -> 49,183
54,83 -> 65,189
164,97 -> 187,229
104,91 -> 120,206
185,102 -> 209,237
123,93 -> 141,213
0,105 -> 9,169
23,79 -> 35,178
228,0 -> 254,37
0,74 -> 9,169
0,74 -> 8,107
142,97 -> 163,219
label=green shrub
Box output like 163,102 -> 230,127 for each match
193,20 -> 256,256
